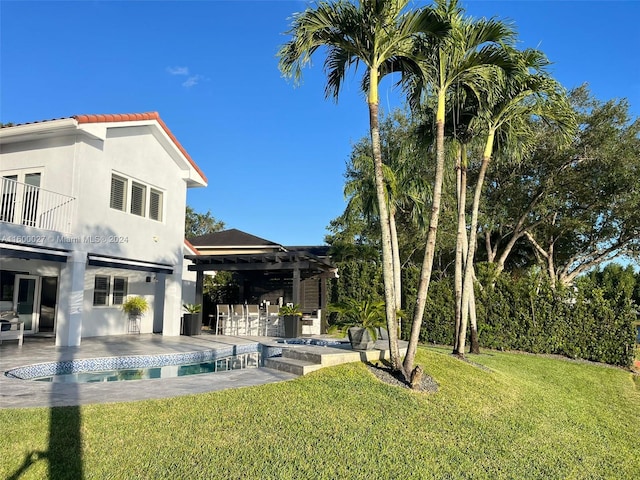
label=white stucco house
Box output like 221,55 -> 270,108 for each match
0,112 -> 207,346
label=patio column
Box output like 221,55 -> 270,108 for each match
162,270 -> 182,336
195,270 -> 204,312
292,266 -> 301,306
55,251 -> 86,347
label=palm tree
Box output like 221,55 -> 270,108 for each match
455,49 -> 576,355
278,0 -> 448,374
402,0 -> 516,375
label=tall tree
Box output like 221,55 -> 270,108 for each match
185,206 -> 225,238
278,0 -> 448,375
456,50 -> 576,355
402,0 -> 515,374
523,91 -> 640,286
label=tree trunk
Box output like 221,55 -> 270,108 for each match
389,207 -> 402,338
468,278 -> 480,354
368,70 -> 402,373
403,90 -> 447,376
457,130 -> 494,356
453,144 -> 467,352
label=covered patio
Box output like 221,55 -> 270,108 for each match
186,249 -> 338,331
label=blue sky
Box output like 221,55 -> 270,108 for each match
2,1 -> 638,246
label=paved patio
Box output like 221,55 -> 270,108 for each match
0,333 -> 297,409
1,332 -> 405,409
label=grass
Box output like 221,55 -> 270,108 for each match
2,347 -> 639,479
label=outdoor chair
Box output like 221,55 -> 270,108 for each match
215,304 -> 230,335
264,304 -> 281,336
246,304 -> 260,336
231,304 -> 246,335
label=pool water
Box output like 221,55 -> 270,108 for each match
33,352 -> 261,383
277,338 -> 347,347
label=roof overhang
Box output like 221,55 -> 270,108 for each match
87,253 -> 174,274
186,251 -> 337,278
0,242 -> 70,263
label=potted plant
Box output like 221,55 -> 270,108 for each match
122,296 -> 149,334
182,303 -> 202,336
122,296 -> 149,318
279,304 -> 303,338
327,299 -> 388,350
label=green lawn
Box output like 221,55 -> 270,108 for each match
2,348 -> 639,479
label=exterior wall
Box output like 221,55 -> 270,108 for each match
1,121 -> 201,345
81,266 -> 156,337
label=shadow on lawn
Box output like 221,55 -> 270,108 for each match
7,342 -> 84,480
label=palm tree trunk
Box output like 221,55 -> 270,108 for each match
457,130 -> 494,356
368,71 -> 402,373
453,144 -> 467,352
468,271 -> 480,354
389,207 -> 402,337
403,90 -> 447,376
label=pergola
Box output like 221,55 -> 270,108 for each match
185,250 -> 338,311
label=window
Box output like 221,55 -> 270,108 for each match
130,182 -> 146,217
93,276 -> 110,306
112,277 -> 128,305
110,175 -> 127,211
109,172 -> 164,221
149,189 -> 163,221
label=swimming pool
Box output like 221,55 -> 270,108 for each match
5,343 -> 273,383
32,352 -> 261,383
277,338 -> 347,347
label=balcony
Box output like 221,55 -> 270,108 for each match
1,177 -> 75,234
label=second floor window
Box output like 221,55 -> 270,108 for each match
110,173 -> 163,222
110,175 -> 127,211
130,182 -> 146,216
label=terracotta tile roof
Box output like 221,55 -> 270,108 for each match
74,112 -> 207,183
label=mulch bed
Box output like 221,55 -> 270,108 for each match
366,362 -> 439,393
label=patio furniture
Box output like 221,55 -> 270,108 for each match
246,304 -> 260,336
0,311 -> 24,346
216,304 -> 230,335
264,304 -> 281,336
231,304 -> 246,335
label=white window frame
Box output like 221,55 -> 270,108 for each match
149,188 -> 163,222
130,181 -> 147,217
110,172 -> 164,222
112,277 -> 128,305
110,174 -> 128,212
93,275 -> 110,306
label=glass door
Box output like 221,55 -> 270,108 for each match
13,275 -> 40,334
39,277 -> 58,333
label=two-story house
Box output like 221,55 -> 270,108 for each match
0,113 -> 207,346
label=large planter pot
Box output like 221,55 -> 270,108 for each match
347,327 -> 374,351
283,315 -> 302,338
183,313 -> 201,336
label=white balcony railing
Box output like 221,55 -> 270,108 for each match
1,177 -> 75,234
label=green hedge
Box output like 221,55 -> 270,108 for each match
418,269 -> 636,367
331,258 -> 637,367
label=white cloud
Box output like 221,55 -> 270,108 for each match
182,75 -> 204,88
167,66 -> 189,76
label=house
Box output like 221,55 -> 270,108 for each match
186,229 -> 337,319
0,112 -> 207,346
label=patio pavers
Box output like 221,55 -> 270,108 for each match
0,333 -> 297,409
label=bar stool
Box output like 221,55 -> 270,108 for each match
216,304 -> 230,335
